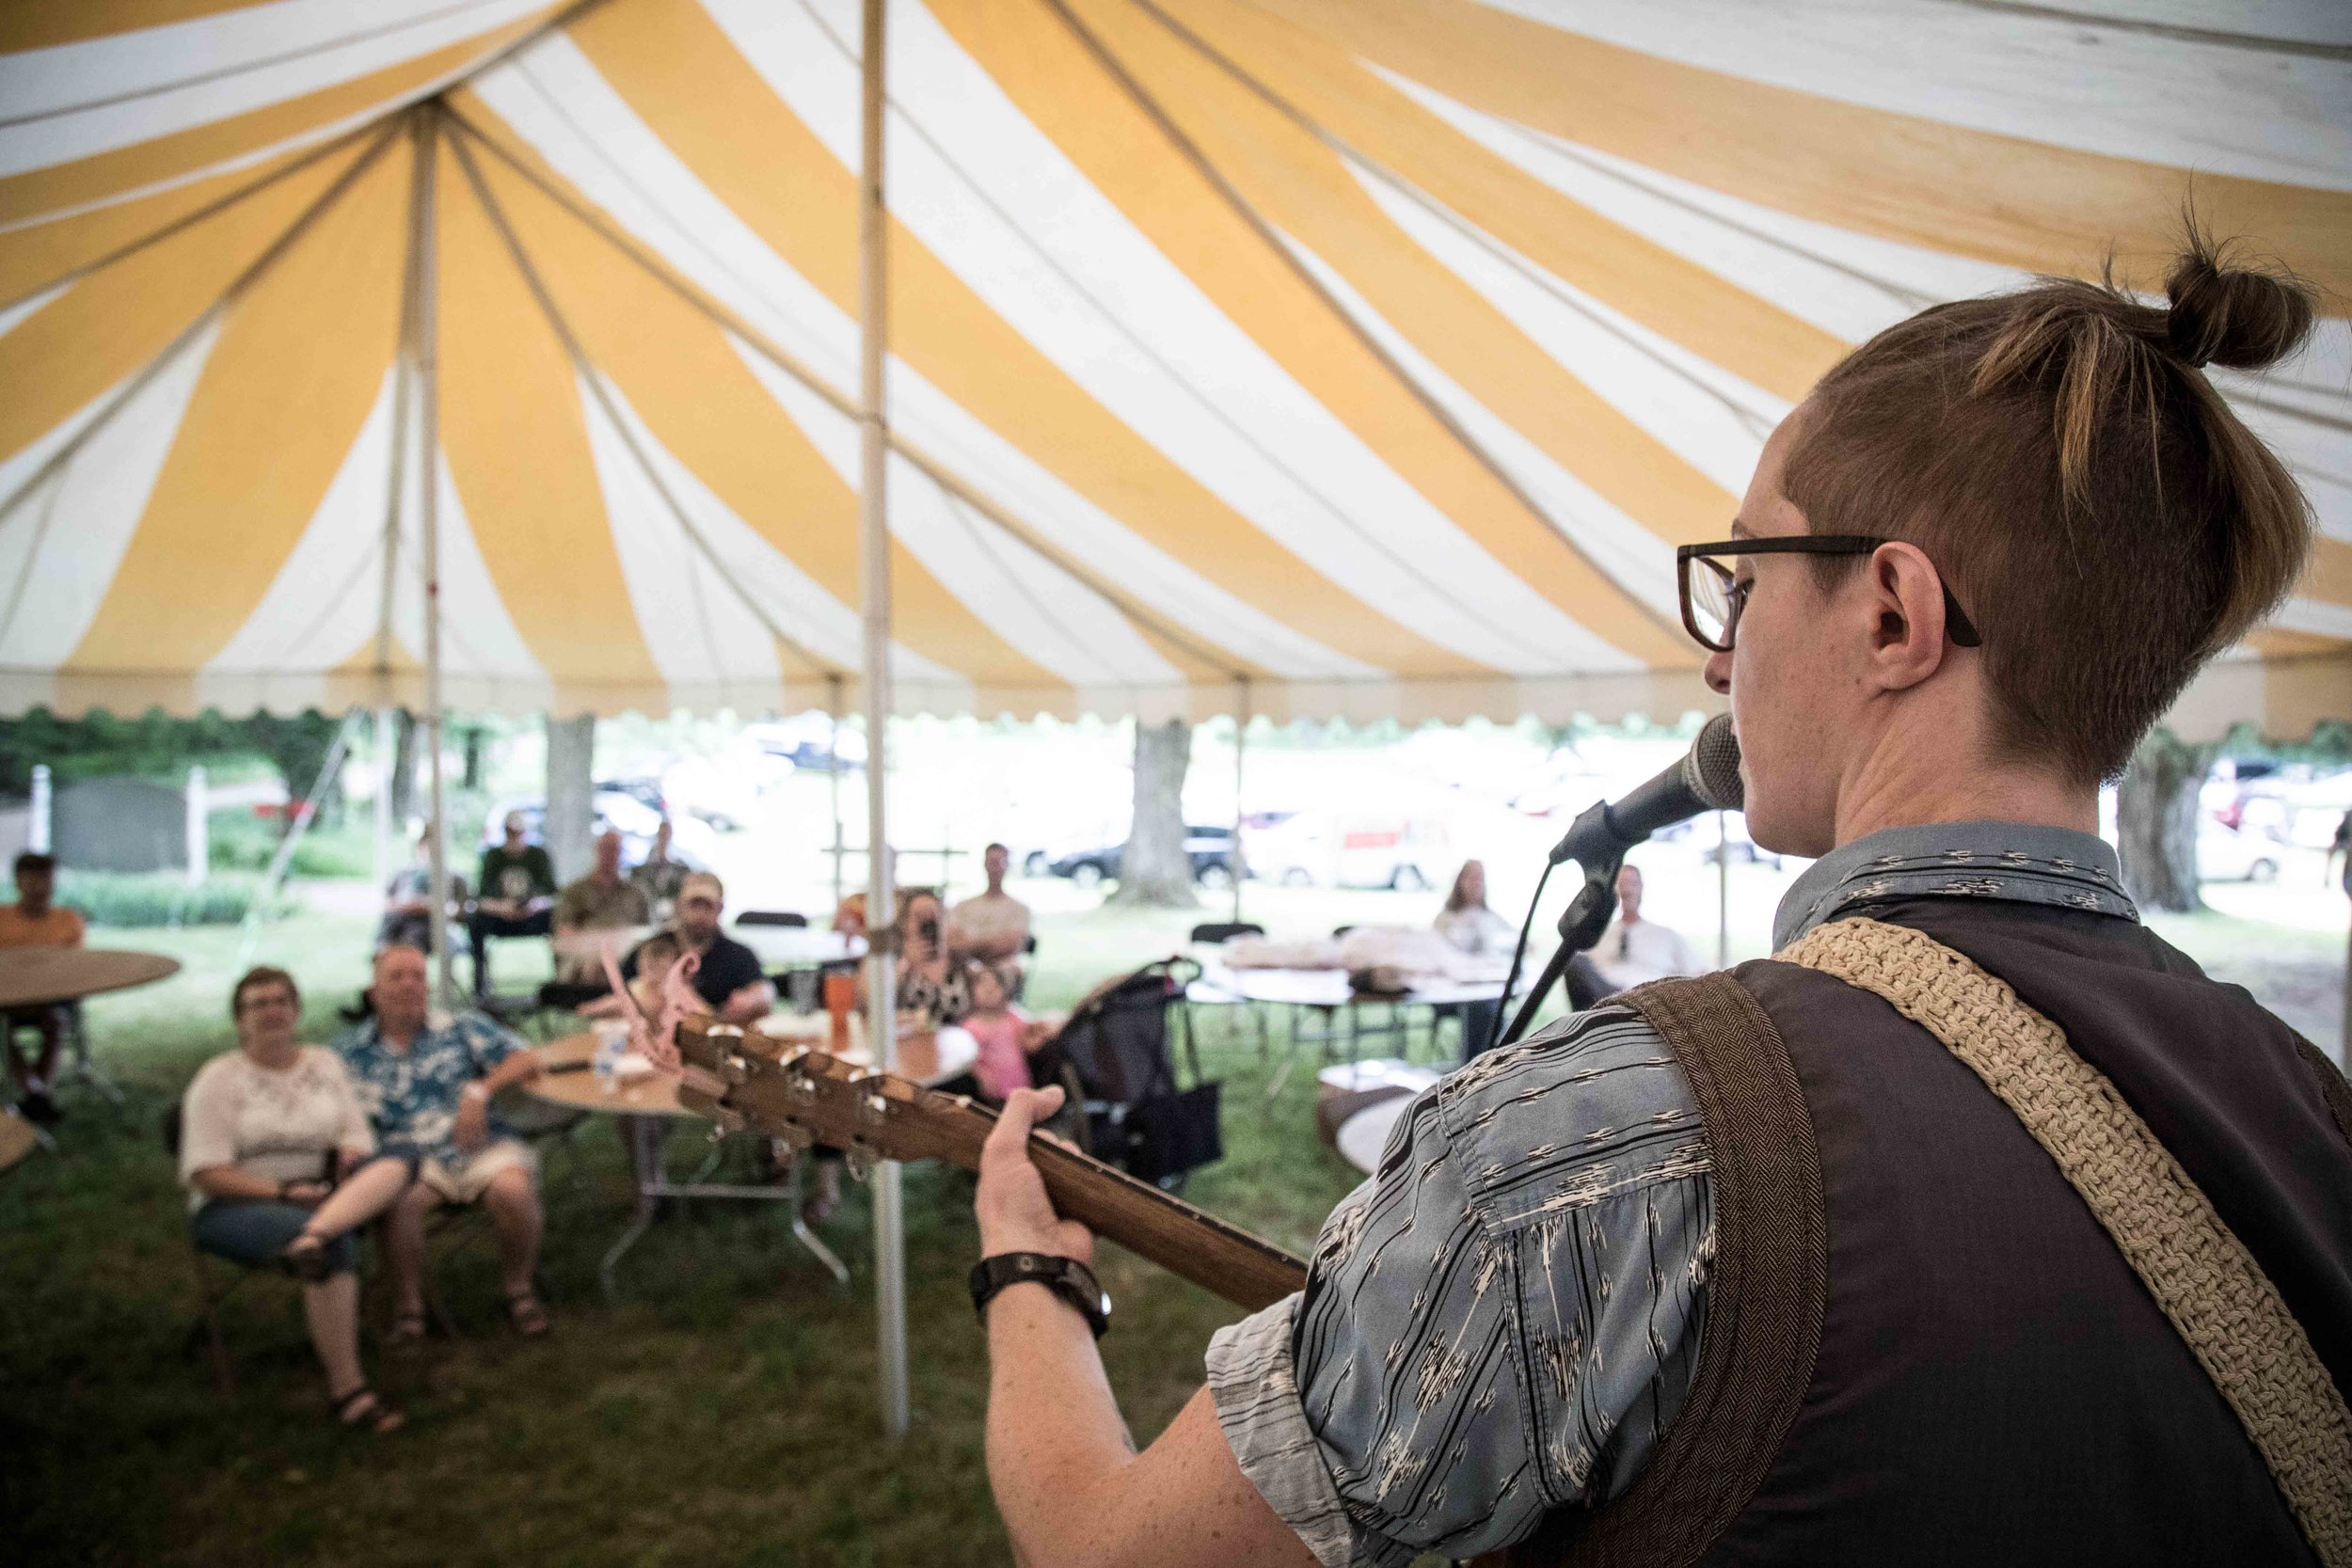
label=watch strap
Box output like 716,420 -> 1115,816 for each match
971,1252 -> 1110,1338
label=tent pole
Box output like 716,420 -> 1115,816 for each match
857,0 -> 909,1442
412,109 -> 453,1007
1232,684 -> 1248,925
373,706 -> 396,902
830,676 -> 845,914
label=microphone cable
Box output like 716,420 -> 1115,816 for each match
1480,857 -> 1556,1058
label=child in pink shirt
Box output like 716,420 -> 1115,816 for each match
961,962 -> 1033,1102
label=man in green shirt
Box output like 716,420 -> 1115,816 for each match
552,830 -> 650,981
469,812 -> 554,1000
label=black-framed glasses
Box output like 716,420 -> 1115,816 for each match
1676,534 -> 1982,654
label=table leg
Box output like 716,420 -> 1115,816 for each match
786,1154 -> 850,1290
63,1015 -> 124,1108
600,1115 -> 665,1303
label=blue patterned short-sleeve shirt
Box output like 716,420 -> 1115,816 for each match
1207,822 -> 2136,1566
332,1008 -> 525,1161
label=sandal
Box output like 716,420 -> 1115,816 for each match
279,1232 -> 338,1285
387,1308 -> 428,1351
330,1386 -> 405,1434
505,1289 -> 550,1338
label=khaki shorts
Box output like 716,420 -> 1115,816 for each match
417,1137 -> 538,1205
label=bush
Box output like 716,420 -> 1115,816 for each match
208,811 -> 375,880
57,871 -> 293,928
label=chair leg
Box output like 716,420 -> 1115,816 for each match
186,1249 -> 237,1397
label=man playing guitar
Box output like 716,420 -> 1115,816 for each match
970,240 -> 2352,1566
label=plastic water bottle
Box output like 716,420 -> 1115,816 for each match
593,1020 -> 628,1093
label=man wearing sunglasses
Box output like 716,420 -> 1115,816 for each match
970,245 -> 2350,1565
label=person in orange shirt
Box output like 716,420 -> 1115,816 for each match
1,851 -> 86,1124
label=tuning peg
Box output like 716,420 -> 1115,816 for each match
845,1067 -> 888,1127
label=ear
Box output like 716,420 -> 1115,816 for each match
1864,542 -> 1954,692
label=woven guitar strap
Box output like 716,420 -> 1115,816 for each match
1781,916 -> 2352,1566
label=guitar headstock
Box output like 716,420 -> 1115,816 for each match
675,1016 -> 986,1176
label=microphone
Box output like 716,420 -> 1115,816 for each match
1547,713 -> 1744,870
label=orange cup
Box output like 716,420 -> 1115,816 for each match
822,971 -> 854,1052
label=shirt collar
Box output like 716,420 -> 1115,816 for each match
1772,820 -> 2137,952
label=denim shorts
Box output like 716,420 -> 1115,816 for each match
190,1199 -> 359,1275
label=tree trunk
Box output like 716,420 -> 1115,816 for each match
1111,717 -> 1197,908
389,708 -> 417,830
544,714 -> 596,885
2117,730 -> 2215,914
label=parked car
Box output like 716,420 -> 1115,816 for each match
744,716 -> 866,772
1049,825 -> 1239,891
1245,810 -> 1448,890
2198,821 -> 2283,883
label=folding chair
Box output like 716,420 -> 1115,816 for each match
163,1097 -> 310,1396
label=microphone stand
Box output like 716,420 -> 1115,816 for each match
1489,800 -> 1629,1052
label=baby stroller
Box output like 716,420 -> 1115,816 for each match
1034,956 -> 1221,1191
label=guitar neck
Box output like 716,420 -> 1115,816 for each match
684,1047 -> 1308,1311
955,1100 -> 1308,1313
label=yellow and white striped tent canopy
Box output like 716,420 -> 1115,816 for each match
2,0 -> 2346,733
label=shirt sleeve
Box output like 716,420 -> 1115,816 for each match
177,1058 -> 240,1185
1208,1010 -> 1714,1566
704,939 -> 768,1000
461,1013 -> 523,1073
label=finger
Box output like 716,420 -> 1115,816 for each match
981,1087 -> 1049,1165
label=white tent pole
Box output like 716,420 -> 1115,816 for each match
373,706 -> 396,898
413,108 -> 453,1007
830,677 -> 846,914
857,0 -> 909,1442
1232,685 -> 1248,926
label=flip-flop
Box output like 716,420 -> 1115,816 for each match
330,1386 -> 405,1434
505,1289 -> 550,1338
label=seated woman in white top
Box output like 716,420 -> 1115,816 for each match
179,967 -> 418,1433
1433,860 -> 1514,958
1434,861 -> 1514,1059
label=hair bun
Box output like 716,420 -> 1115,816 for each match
2164,239 -> 2316,372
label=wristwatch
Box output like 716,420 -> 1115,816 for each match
970,1252 -> 1110,1338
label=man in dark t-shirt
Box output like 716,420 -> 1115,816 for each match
469,813 -> 556,1000
621,870 -> 771,1025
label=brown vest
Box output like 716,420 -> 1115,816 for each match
1510,898 -> 2352,1567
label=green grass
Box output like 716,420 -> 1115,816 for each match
3,906 -> 1369,1568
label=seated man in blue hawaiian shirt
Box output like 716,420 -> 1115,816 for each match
335,944 -> 549,1341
